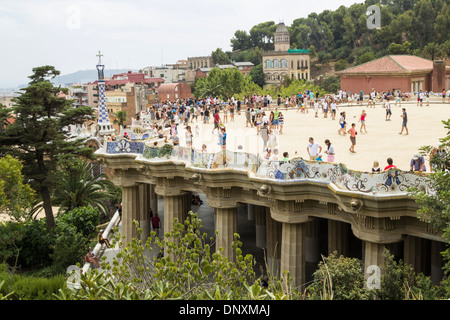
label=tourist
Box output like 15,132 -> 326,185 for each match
260,124 -> 269,151
395,91 -> 402,106
268,129 -> 278,149
212,110 -> 221,134
281,152 -> 290,163
410,154 -> 426,172
314,99 -> 319,117
372,161 -> 381,172
152,212 -> 161,237
185,125 -> 193,148
384,158 -> 397,170
315,154 -> 323,161
278,112 -> 284,134
359,110 -> 368,133
269,148 -> 279,161
330,100 -> 337,120
307,137 -> 322,161
98,229 -> 111,248
324,139 -> 335,163
170,132 -> 180,146
443,89 -> 447,103
245,107 -> 252,127
399,108 -> 408,135
219,127 -> 227,151
223,104 -> 228,123
273,108 -> 280,131
385,99 -> 392,121
85,247 -> 100,268
338,112 -> 347,135
347,123 -> 357,153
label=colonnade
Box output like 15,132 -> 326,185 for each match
118,182 -> 445,288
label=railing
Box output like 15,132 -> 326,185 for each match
81,209 -> 121,273
99,139 -> 433,196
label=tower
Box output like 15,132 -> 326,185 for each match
274,22 -> 290,52
95,51 -> 115,139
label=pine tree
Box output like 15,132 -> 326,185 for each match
0,66 -> 95,230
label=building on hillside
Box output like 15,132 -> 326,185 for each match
336,55 -> 450,94
195,62 -> 255,78
158,83 -> 192,102
262,22 -> 311,85
141,66 -> 186,83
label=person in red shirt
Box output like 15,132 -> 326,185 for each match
212,110 -> 221,134
384,157 -> 397,170
347,123 -> 357,153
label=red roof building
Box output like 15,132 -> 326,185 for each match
92,71 -> 165,90
336,55 -> 449,94
158,83 -> 192,102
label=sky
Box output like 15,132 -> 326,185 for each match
0,0 -> 366,88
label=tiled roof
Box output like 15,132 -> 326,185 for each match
337,55 -> 433,74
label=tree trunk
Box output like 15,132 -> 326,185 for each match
40,185 -> 55,230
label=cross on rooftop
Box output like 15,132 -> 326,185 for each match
97,51 -> 103,65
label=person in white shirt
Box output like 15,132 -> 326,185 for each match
307,137 -> 322,161
385,99 -> 392,121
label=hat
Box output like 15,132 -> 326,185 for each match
412,154 -> 420,160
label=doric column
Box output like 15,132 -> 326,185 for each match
328,220 -> 348,256
214,207 -> 238,261
138,184 -> 150,243
305,219 -> 320,266
255,206 -> 267,248
163,194 -> 187,235
404,235 -> 422,273
149,184 -> 158,217
364,241 -> 385,289
280,222 -> 306,287
265,211 -> 282,277
431,240 -> 445,285
121,184 -> 140,246
247,204 -> 255,221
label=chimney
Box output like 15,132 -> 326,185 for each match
432,59 -> 446,93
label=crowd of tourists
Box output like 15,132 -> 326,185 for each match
116,86 -> 449,173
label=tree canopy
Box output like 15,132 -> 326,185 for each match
0,66 -> 95,229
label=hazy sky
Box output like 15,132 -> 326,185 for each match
1,0 -> 366,88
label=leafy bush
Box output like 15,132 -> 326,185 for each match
307,252 -> 375,300
58,206 -> 100,239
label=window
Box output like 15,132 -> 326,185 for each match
281,59 -> 287,68
265,59 -> 272,68
273,59 -> 279,68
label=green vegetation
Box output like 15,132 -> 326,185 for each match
230,0 -> 449,66
410,120 -> 450,294
193,67 -> 326,100
0,66 -> 96,230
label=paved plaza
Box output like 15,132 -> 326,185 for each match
181,101 -> 450,172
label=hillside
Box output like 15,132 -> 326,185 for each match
229,0 -> 449,68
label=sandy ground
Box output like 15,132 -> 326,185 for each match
178,100 -> 450,173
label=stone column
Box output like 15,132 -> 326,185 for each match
163,194 -> 187,235
431,240 -> 444,285
255,206 -> 267,248
215,207 -> 238,261
265,211 -> 282,277
247,204 -> 255,221
149,184 -> 158,217
138,184 -> 151,243
305,219 -> 321,265
328,220 -> 348,256
364,241 -> 385,289
121,184 -> 140,246
404,235 -> 422,273
280,222 -> 306,287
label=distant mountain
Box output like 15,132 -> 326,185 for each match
51,69 -> 139,87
